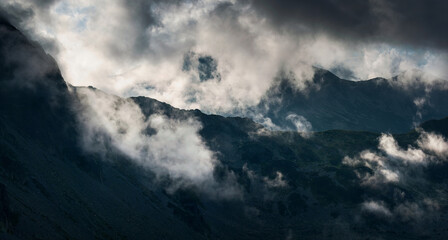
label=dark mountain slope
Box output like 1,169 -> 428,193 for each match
420,117 -> 448,136
0,17 -> 206,240
256,68 -> 448,133
1,17 -> 448,240
134,95 -> 448,239
0,15 -> 76,152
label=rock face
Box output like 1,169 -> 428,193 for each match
1,17 -> 448,240
256,68 -> 448,133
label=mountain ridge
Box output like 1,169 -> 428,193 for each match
1,16 -> 448,240
255,67 -> 448,133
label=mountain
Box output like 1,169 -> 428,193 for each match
1,17 -> 448,240
255,68 -> 448,133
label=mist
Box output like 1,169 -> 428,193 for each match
73,86 -> 241,199
343,131 -> 448,221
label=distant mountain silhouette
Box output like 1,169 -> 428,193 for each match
256,68 -> 448,133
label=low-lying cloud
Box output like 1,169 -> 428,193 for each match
378,134 -> 426,164
343,131 -> 448,221
344,132 -> 447,186
286,114 -> 313,137
263,171 -> 288,189
362,198 -> 440,222
362,200 -> 392,217
417,131 -> 448,159
242,163 -> 288,200
73,86 -> 240,198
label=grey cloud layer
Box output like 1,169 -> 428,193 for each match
241,0 -> 448,50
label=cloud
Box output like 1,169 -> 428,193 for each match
394,201 -> 424,221
242,164 -> 288,200
239,0 -> 448,50
362,199 -> 440,222
343,150 -> 400,186
250,114 -> 282,131
378,134 -> 427,164
344,131 -> 446,222
263,171 -> 288,188
246,112 -> 313,136
343,132 -> 447,187
362,200 -> 392,217
73,86 -> 241,198
286,114 -> 312,137
1,0 -> 446,118
417,131 -> 448,159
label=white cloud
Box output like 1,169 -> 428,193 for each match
74,87 -> 241,198
342,131 -> 448,187
378,168 -> 400,183
345,132 -> 446,222
341,156 -> 361,166
362,201 -> 392,217
250,114 -> 282,131
286,114 -> 313,138
75,87 -> 215,183
343,150 -> 400,186
378,134 -> 427,164
417,131 -> 448,159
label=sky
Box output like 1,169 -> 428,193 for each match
1,0 -> 447,113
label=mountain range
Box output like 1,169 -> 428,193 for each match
1,16 -> 448,240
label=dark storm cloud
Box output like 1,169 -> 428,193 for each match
240,0 -> 448,49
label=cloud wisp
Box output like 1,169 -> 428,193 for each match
362,199 -> 440,222
343,131 -> 448,221
241,163 -> 289,201
343,132 -> 448,186
286,114 -> 313,138
417,131 -> 448,159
